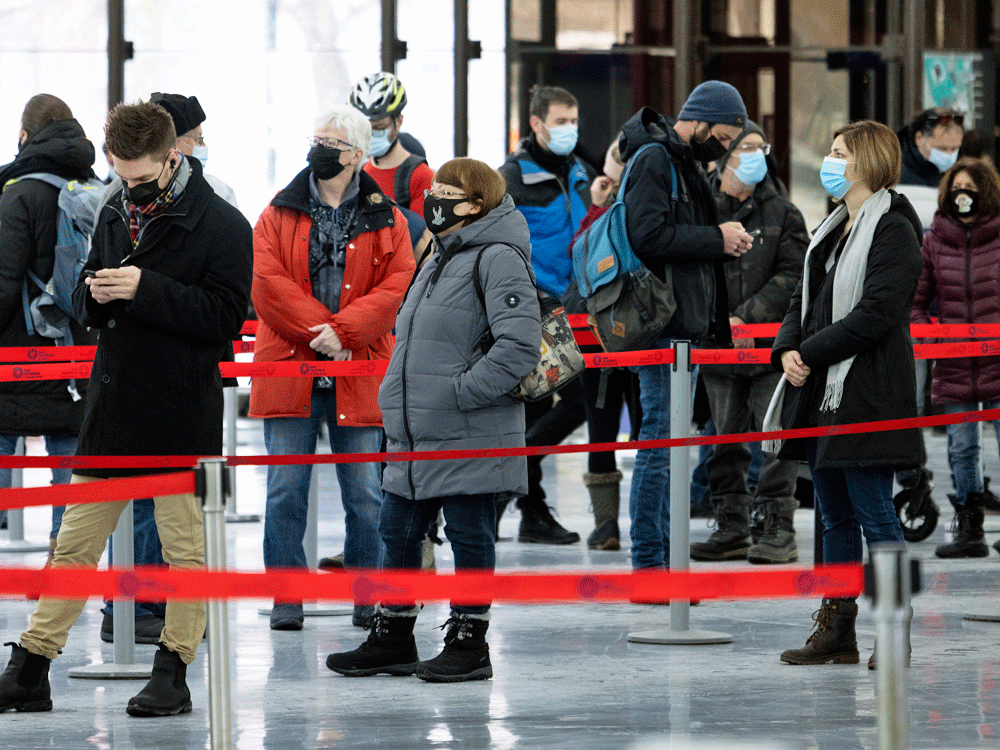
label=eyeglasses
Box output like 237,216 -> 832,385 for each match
424,187 -> 467,200
735,143 -> 771,155
925,111 -> 964,128
179,134 -> 205,146
308,136 -> 357,151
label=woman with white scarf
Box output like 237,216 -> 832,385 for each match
763,121 -> 923,667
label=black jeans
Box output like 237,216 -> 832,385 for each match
581,367 -> 640,474
520,378 -> 586,507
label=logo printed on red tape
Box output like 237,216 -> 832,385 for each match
352,575 -> 409,604
794,571 -> 845,595
577,575 -> 630,600
117,571 -> 176,598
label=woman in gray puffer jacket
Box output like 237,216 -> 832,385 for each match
326,158 -> 541,684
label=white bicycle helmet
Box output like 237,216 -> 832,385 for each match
349,72 -> 407,120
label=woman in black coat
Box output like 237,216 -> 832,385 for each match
0,95 -> 98,543
765,121 -> 923,667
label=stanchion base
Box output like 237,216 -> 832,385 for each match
963,611 -> 1000,622
258,605 -> 352,618
0,540 -> 50,554
68,663 -> 152,680
225,514 -> 261,524
627,628 -> 733,645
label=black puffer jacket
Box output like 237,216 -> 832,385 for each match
619,107 -> 731,345
0,119 -> 98,435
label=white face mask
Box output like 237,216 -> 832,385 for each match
192,145 -> 209,169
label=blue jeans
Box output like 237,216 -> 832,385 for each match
379,491 -> 497,615
0,432 -> 75,539
263,389 -> 383,570
943,401 -> 1000,504
804,439 -> 903,575
104,497 -> 165,619
628,341 -> 697,569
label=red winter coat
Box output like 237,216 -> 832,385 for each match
911,211 -> 1000,404
249,169 -> 415,425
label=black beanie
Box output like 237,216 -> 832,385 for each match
150,92 -> 206,136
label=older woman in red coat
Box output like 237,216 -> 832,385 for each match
911,157 -> 1000,558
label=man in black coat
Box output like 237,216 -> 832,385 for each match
0,100 -> 252,718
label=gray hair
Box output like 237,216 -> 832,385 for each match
314,105 -> 371,173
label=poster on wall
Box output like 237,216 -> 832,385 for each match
923,52 -> 982,128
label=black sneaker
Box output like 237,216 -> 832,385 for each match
518,501 -> 580,544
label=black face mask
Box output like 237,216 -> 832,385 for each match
423,195 -> 468,235
308,145 -> 348,180
691,134 -> 728,164
124,158 -> 174,206
949,189 -> 979,220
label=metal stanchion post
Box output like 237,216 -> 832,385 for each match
223,387 -> 259,523
69,499 -> 151,679
628,341 -> 732,645
0,437 -> 49,553
870,543 -> 910,750
199,458 -> 233,750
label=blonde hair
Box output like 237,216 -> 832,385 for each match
833,120 -> 901,192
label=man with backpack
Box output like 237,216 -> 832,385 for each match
0,93 -> 100,557
617,81 -> 754,571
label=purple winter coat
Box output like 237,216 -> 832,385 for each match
911,211 -> 1000,404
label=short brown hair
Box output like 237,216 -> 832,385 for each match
833,120 -> 901,192
528,85 -> 578,120
21,94 -> 72,140
937,157 -> 1000,217
104,100 -> 176,162
434,158 -> 507,225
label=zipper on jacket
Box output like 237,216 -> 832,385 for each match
400,264 -> 437,500
965,228 -> 980,402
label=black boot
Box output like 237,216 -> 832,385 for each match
126,644 -> 192,717
935,493 -> 989,558
415,611 -> 492,683
584,471 -> 622,550
982,477 -> 1000,514
0,642 -> 52,713
747,500 -> 798,564
517,498 -> 580,545
325,607 -> 419,677
690,497 -> 751,561
780,599 -> 859,665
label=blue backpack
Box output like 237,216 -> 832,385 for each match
571,143 -> 679,352
15,173 -> 104,345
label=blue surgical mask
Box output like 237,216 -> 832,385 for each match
370,128 -> 393,158
730,149 -> 768,186
820,156 -> 852,199
929,147 -> 958,173
544,123 -> 578,156
192,145 -> 209,169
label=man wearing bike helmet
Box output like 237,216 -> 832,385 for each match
349,72 -> 434,218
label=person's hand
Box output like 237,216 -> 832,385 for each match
730,316 -> 752,348
720,222 -> 753,258
86,266 -> 141,303
308,323 -> 346,357
590,175 -> 616,206
781,349 -> 811,387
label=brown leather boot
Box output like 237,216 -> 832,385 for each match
780,599 -> 859,665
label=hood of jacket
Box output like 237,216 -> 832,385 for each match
0,118 -> 95,187
890,188 -> 924,240
619,107 -> 690,165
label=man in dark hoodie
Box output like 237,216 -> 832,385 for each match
618,80 -> 754,571
895,108 -> 964,229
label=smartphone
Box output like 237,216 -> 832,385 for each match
84,270 -> 97,278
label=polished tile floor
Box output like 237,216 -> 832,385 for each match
1,419 -> 999,749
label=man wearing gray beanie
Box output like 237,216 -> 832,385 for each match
617,80 -> 755,572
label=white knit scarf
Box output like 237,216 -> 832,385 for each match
763,188 -> 892,453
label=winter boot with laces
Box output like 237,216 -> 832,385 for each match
325,607 -> 420,677
935,493 -> 989,558
747,499 -> 798,564
780,598 -> 859,665
584,471 -> 622,550
517,497 -> 580,545
0,642 -> 52,713
126,644 -> 192,717
415,611 -> 492,683
690,497 -> 751,561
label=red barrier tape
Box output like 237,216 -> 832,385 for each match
0,563 -> 864,603
0,472 -> 195,511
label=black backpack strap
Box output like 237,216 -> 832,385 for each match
393,155 -> 428,210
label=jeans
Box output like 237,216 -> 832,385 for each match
104,497 -> 165,619
379,491 -> 497,615
581,367 -> 638,474
0,432 -> 76,540
627,339 -> 697,569
263,389 -> 383,571
943,401 -> 1000,504
804,439 -> 903,577
521,378 -> 586,507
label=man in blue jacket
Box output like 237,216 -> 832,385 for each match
498,85 -> 596,545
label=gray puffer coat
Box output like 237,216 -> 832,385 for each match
379,195 -> 542,500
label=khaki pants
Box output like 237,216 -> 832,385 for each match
20,474 -> 206,665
